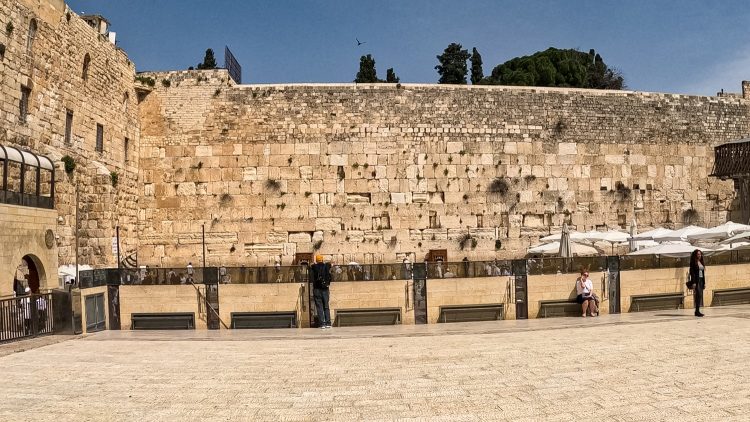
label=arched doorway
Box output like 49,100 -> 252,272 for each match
15,255 -> 44,294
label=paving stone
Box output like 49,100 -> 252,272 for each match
1,306 -> 750,421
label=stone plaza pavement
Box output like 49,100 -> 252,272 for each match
2,307 -> 750,421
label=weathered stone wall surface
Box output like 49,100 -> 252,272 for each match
138,70 -> 750,266
0,0 -> 140,268
0,203 -> 58,295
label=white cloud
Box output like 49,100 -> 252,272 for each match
678,47 -> 750,96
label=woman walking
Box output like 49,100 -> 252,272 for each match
689,249 -> 706,317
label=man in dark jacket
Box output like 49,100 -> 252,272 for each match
310,255 -> 332,329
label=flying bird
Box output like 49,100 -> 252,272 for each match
356,38 -> 366,46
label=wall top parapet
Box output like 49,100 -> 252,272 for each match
221,83 -> 747,102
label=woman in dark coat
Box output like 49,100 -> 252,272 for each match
689,249 -> 706,317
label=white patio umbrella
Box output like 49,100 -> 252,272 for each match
631,227 -> 674,241
720,230 -> 750,245
687,222 -> 750,241
652,225 -> 707,242
528,241 -> 599,256
582,230 -> 630,243
628,242 -> 712,257
559,223 -> 572,258
623,239 -> 660,250
713,241 -> 750,251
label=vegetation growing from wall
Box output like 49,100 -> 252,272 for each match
61,155 -> 76,174
135,75 -> 155,87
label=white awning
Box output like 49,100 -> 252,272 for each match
0,145 -> 54,170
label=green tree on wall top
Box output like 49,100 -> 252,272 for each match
197,48 -> 217,70
435,43 -> 470,84
470,47 -> 484,85
386,68 -> 400,83
481,47 -> 625,89
355,54 -> 380,83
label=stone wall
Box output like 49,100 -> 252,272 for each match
119,285 -> 207,330
0,203 -> 58,295
0,0 -> 140,268
138,70 -> 750,266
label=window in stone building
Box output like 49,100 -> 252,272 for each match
64,109 -> 73,145
476,214 -> 484,228
124,137 -> 129,162
95,124 -> 104,153
82,53 -> 91,81
0,43 -> 5,60
618,214 -> 627,228
19,86 -> 31,123
26,19 -> 37,52
123,92 -> 129,112
429,211 -> 439,229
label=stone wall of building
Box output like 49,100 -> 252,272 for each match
137,70 -> 750,266
0,203 -> 58,296
0,0 -> 140,268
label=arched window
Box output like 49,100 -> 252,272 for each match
123,91 -> 129,112
82,53 -> 90,80
26,19 -> 37,52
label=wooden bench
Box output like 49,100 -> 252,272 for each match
712,287 -> 750,307
538,299 -> 581,318
231,312 -> 297,329
439,304 -> 504,323
334,308 -> 401,327
629,293 -> 684,312
131,313 -> 195,330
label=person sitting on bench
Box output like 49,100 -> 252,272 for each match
576,270 -> 598,317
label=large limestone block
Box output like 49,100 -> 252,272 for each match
195,146 -> 212,157
288,232 -> 311,243
446,142 -> 464,154
316,218 -> 341,231
558,143 -> 577,155
329,154 -> 348,166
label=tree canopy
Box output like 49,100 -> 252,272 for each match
470,47 -> 483,85
435,43 -> 470,84
197,48 -> 217,70
481,48 -> 624,89
386,68 -> 400,83
355,54 -> 379,83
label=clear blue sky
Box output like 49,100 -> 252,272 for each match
67,0 -> 750,95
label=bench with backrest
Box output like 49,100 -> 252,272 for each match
334,308 -> 401,327
131,313 -> 195,330
711,287 -> 750,307
538,299 -> 582,318
439,304 -> 504,323
231,311 -> 297,329
629,293 -> 684,312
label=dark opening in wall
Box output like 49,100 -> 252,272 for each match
26,19 -> 36,52
64,109 -> 73,145
19,85 -> 31,123
82,53 -> 91,80
429,211 -> 439,229
0,43 -> 5,60
95,123 -> 104,153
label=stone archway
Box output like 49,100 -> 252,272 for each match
15,254 -> 46,294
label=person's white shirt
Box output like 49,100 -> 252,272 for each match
576,277 -> 593,295
36,296 -> 47,311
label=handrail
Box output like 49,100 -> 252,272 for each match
186,279 -> 229,329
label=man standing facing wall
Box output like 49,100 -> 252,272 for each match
310,255 -> 332,329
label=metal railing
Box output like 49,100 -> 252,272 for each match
0,293 -> 53,343
76,248 -> 750,286
425,260 -> 515,278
